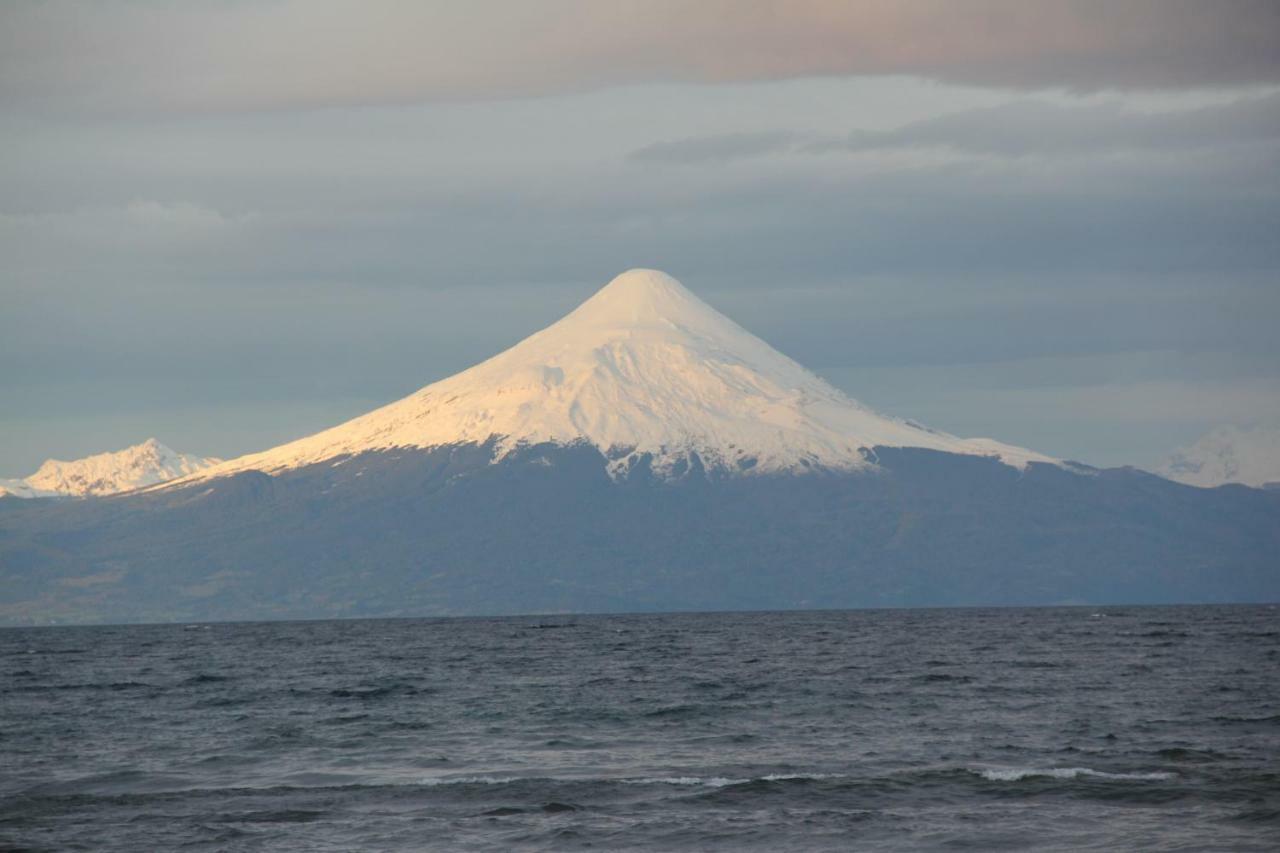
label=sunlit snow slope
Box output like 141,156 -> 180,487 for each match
185,269 -> 1056,482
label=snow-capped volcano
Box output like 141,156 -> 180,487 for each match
7,272 -> 1278,623
185,269 -> 1055,483
0,439 -> 221,498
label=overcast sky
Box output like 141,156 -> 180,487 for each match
2,0 -> 1278,474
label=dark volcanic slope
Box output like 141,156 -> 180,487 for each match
1,443 -> 1277,624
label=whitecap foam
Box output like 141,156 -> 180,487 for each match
416,772 -> 844,789
623,773 -> 840,787
973,767 -> 1175,782
415,774 -> 744,788
614,772 -> 848,788
621,776 -> 746,787
416,775 -> 520,787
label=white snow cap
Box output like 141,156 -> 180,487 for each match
186,269 -> 1056,481
1,438 -> 221,498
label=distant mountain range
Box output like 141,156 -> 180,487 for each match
1156,425 -> 1280,489
0,439 -> 220,499
1,270 -> 1276,624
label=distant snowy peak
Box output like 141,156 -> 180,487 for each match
184,269 -> 1057,483
2,439 -> 222,498
1157,425 -> 1280,489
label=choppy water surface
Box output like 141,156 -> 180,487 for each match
2,606 -> 1278,851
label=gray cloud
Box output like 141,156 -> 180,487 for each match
8,151 -> 1276,299
629,132 -> 800,166
3,49 -> 1278,476
629,93 -> 1280,164
5,141 -> 1277,443
827,93 -> 1280,156
3,1 -> 1279,114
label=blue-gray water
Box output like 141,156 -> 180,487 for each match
2,606 -> 1278,851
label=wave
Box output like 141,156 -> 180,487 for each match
415,772 -> 843,788
624,773 -> 843,788
972,766 -> 1175,782
416,766 -> 1180,790
1211,714 -> 1280,725
417,775 -> 524,787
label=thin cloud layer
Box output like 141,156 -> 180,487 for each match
631,93 -> 1280,163
629,132 -> 800,165
829,93 -> 1280,156
3,0 -> 1279,114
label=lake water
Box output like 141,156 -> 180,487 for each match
2,606 -> 1278,850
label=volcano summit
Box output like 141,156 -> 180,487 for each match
1,270 -> 1277,624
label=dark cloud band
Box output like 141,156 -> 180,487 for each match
3,0 -> 1279,114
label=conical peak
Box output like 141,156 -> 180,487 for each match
597,268 -> 686,300
567,269 -> 712,328
183,266 -> 1058,483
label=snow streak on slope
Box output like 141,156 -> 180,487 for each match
185,270 -> 1056,482
1,439 -> 222,498
1157,425 -> 1280,488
